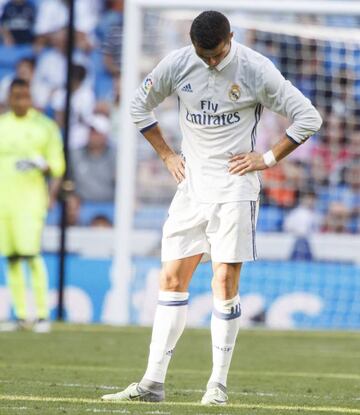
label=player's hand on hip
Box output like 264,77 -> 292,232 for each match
164,153 -> 185,184
229,152 -> 267,175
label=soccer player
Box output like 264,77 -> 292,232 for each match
0,79 -> 65,333
102,11 -> 322,404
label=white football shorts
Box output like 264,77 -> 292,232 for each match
161,189 -> 259,263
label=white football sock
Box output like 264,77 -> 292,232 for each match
208,295 -> 241,388
142,291 -> 189,384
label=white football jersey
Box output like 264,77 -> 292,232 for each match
131,41 -> 322,203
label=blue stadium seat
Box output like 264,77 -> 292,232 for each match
90,50 -> 114,100
134,205 -> 168,230
0,45 -> 34,70
257,205 -> 284,232
46,202 -> 116,227
46,202 -> 61,226
79,201 -> 115,226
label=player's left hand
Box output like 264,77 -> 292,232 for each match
228,152 -> 267,175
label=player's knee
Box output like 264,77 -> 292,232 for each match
212,265 -> 237,296
7,255 -> 21,263
159,269 -> 184,291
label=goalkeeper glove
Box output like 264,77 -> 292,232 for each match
15,156 -> 49,172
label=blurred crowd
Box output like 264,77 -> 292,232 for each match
0,0 -> 122,226
250,29 -> 360,234
0,1 -> 359,234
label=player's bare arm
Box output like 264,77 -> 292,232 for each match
228,134 -> 299,176
143,124 -> 185,184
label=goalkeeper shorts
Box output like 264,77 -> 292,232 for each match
0,214 -> 44,257
161,189 -> 259,263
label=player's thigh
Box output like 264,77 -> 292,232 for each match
12,215 -> 44,256
0,217 -> 16,256
210,200 -> 259,263
160,254 -> 203,291
162,190 -> 210,262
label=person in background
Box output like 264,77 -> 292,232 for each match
51,63 -> 95,148
0,57 -> 49,112
0,0 -> 36,45
322,201 -> 351,233
34,0 -> 97,52
283,191 -> 320,236
69,114 -> 116,203
0,79 -> 65,332
100,0 -> 123,77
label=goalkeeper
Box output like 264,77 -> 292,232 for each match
0,79 -> 65,333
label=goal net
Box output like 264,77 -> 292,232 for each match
114,1 -> 360,327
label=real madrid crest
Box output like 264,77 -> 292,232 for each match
229,84 -> 241,101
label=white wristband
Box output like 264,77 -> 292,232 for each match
263,150 -> 277,167
33,156 -> 49,171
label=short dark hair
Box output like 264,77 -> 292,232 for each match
9,78 -> 29,91
190,11 -> 231,49
17,56 -> 36,69
72,64 -> 87,83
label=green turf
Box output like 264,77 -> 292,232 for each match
0,324 -> 359,414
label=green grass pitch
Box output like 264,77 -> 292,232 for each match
0,324 -> 359,414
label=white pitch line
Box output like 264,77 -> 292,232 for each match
86,410 -> 171,414
49,325 -> 360,339
0,406 -> 28,411
1,394 -> 360,414
0,379 -> 346,400
0,362 -> 359,381
86,409 -> 130,414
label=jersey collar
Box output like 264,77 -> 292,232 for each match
194,40 -> 237,71
11,108 -> 36,119
215,41 -> 236,71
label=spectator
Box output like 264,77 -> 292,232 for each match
34,0 -> 98,51
51,63 -> 95,148
65,193 -> 81,226
322,201 -> 351,233
33,28 -> 68,102
311,114 -> 350,185
283,192 -> 320,236
100,0 -> 123,77
348,125 -> 360,161
69,114 -> 116,202
0,57 -> 49,112
262,160 -> 307,208
0,0 -> 8,15
0,0 -> 36,45
89,214 -> 113,228
329,160 -> 360,233
97,0 -> 123,42
34,28 -> 90,108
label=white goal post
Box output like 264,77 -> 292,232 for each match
113,0 -> 360,324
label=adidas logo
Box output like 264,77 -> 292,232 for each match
181,83 -> 193,92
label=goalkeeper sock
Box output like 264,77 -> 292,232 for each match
28,256 -> 49,320
208,295 -> 241,388
7,259 -> 27,320
142,291 -> 189,384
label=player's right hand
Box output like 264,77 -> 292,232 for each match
15,156 -> 49,172
15,159 -> 38,172
164,153 -> 185,184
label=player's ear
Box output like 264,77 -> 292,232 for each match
229,32 -> 234,41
